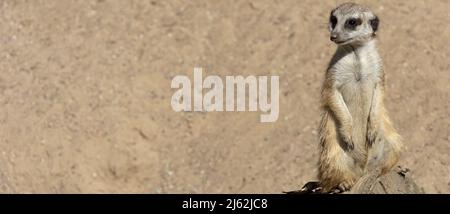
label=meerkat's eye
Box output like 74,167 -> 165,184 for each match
330,15 -> 337,29
345,18 -> 362,29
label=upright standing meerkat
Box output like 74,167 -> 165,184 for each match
318,2 -> 404,192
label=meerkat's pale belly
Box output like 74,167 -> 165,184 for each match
333,54 -> 379,160
341,79 -> 374,144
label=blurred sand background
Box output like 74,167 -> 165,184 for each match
0,0 -> 448,193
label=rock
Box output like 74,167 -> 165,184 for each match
285,166 -> 424,194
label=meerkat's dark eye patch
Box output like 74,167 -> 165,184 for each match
345,18 -> 362,30
330,15 -> 337,29
370,16 -> 379,32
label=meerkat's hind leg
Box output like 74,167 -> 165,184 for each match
352,140 -> 399,194
364,136 -> 386,174
319,111 -> 359,193
357,132 -> 402,194
351,139 -> 385,194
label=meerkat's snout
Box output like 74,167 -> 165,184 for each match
328,3 -> 379,46
330,33 -> 338,42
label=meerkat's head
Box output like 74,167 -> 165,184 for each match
329,3 -> 379,46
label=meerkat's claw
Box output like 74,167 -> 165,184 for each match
366,132 -> 376,147
337,181 -> 353,192
339,128 -> 354,150
366,126 -> 379,147
346,140 -> 355,150
341,136 -> 354,150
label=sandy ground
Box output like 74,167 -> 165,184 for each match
0,0 -> 448,193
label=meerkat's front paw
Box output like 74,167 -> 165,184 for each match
366,128 -> 378,147
339,127 -> 354,150
366,122 -> 383,147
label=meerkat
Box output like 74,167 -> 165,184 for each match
318,2 -> 404,193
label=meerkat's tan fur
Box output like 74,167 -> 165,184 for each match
318,2 -> 404,192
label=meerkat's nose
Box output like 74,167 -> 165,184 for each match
330,34 -> 338,41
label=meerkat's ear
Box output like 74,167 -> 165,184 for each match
370,16 -> 379,32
